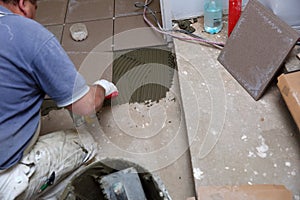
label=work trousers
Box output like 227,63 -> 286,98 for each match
0,129 -> 95,200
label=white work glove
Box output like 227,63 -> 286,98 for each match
93,79 -> 118,99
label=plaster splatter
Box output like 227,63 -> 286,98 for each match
193,168 -> 204,180
256,135 -> 269,158
285,162 -> 291,167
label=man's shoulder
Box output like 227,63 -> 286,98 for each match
2,13 -> 53,44
17,16 -> 52,38
5,15 -> 56,55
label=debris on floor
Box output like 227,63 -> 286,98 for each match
172,19 -> 196,33
186,184 -> 292,200
284,46 -> 300,73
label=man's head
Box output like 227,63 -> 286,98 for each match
1,0 -> 37,5
0,0 -> 37,19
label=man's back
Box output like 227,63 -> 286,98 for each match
0,5 -> 88,170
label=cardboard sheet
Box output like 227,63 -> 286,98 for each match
277,71 -> 300,130
218,0 -> 300,100
187,185 -> 292,200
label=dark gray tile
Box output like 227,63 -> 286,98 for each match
66,0 -> 114,23
45,25 -> 64,43
61,19 -> 113,83
35,0 -> 68,25
67,52 -> 113,84
218,0 -> 299,100
62,19 -> 113,53
113,14 -> 166,50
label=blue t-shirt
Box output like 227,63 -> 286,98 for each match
0,6 -> 89,170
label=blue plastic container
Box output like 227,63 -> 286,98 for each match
204,0 -> 223,34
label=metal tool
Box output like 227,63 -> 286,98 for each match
99,167 -> 147,200
39,171 -> 55,193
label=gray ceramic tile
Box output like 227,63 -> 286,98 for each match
45,25 -> 64,43
115,0 -> 161,17
62,19 -> 113,53
35,0 -> 68,26
218,0 -> 299,100
67,52 -> 89,71
113,14 -> 166,50
62,19 -> 113,82
72,52 -> 113,84
66,0 -> 114,23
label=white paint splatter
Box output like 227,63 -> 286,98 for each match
193,168 -> 204,180
211,130 -> 217,135
285,162 -> 291,167
285,147 -> 289,152
248,151 -> 256,158
256,136 -> 269,158
262,172 -> 267,177
241,135 -> 248,141
291,170 -> 296,176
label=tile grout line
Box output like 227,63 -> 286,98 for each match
112,0 -> 116,52
60,0 -> 70,44
63,0 -> 69,24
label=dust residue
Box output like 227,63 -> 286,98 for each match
255,135 -> 269,158
241,134 -> 248,142
285,161 -> 291,167
193,168 -> 204,180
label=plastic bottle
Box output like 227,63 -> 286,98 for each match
204,0 -> 223,34
228,0 -> 242,36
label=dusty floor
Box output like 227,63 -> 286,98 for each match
37,0 -> 300,199
174,17 -> 300,199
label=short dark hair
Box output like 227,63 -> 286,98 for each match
1,0 -> 37,5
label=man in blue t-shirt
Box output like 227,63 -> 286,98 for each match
0,0 -> 118,199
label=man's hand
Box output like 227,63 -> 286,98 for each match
93,79 -> 119,99
66,80 -> 118,116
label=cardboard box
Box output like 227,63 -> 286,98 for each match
187,185 -> 292,200
277,71 -> 300,130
